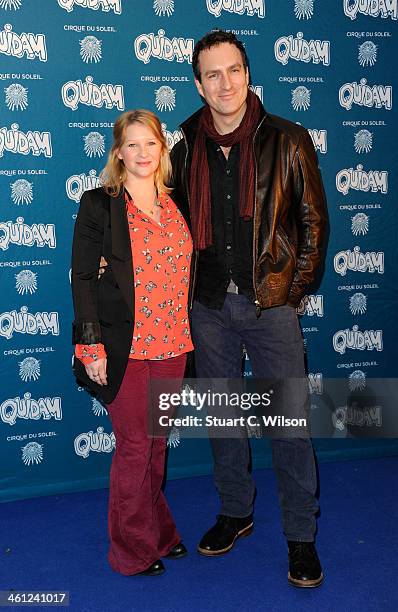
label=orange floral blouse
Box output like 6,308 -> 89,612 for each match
75,190 -> 193,364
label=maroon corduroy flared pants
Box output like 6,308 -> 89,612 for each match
106,354 -> 187,575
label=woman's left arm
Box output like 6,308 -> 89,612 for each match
71,189 -> 104,345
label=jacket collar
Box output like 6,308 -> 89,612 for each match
110,189 -> 131,262
106,188 -> 134,314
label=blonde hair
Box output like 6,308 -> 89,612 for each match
100,109 -> 172,197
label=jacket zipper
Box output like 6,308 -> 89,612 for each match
252,115 -> 266,317
181,129 -> 198,311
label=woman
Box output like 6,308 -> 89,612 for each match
71,110 -> 193,576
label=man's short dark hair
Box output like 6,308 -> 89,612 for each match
192,30 -> 250,83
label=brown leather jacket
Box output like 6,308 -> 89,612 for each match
170,104 -> 327,310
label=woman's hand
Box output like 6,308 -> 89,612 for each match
85,358 -> 108,386
98,256 -> 108,279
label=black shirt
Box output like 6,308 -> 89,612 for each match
195,138 -> 255,309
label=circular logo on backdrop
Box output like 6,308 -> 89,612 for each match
5,83 -> 28,111
294,0 -> 314,20
0,0 -> 22,9
80,36 -> 102,64
21,442 -> 43,466
358,41 -> 377,67
11,179 -> 33,205
19,357 -> 41,382
354,129 -> 373,154
155,86 -> 176,112
153,0 -> 174,17
83,132 -> 105,158
349,292 -> 367,315
92,398 -> 108,417
167,426 -> 180,448
291,86 -> 311,111
15,270 -> 38,295
348,370 -> 367,391
351,213 -> 369,236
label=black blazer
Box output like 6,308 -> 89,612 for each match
71,187 -> 135,404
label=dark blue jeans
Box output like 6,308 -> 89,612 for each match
191,295 -> 318,541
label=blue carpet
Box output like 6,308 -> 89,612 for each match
1,457 -> 397,612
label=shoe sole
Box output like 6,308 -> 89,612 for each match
197,523 -> 254,556
139,567 -> 165,576
287,572 -> 324,588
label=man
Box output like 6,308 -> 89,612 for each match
170,30 -> 327,587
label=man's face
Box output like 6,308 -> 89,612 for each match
194,42 -> 249,122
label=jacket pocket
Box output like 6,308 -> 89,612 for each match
263,230 -> 296,289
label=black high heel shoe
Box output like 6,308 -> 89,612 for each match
165,542 -> 188,559
139,559 -> 165,576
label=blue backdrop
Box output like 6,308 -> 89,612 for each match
1,0 -> 397,502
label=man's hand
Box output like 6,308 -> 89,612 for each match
98,256 -> 108,279
85,357 -> 107,386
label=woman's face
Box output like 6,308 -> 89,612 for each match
117,122 -> 162,182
